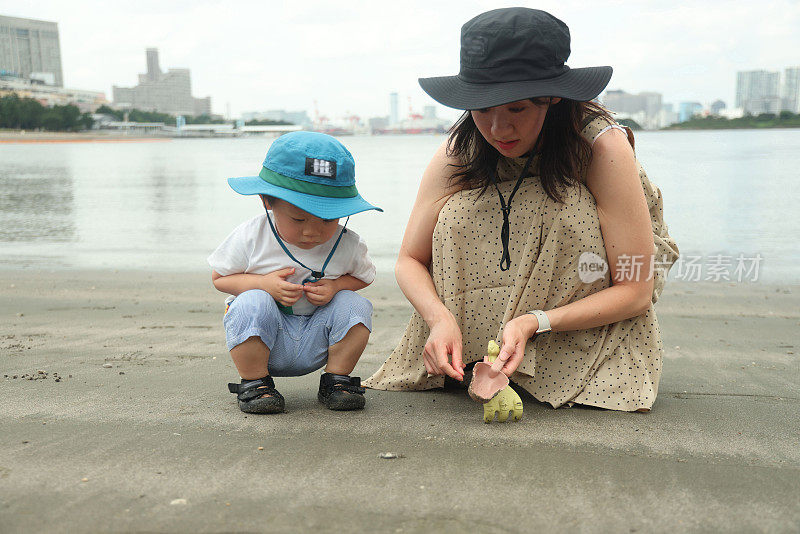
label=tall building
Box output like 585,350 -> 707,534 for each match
389,92 -> 399,125
710,100 -> 727,115
678,102 -> 703,122
112,48 -> 211,117
602,89 -> 663,129
660,103 -> 679,126
0,15 -> 63,87
782,67 -> 800,113
145,48 -> 160,82
736,70 -> 780,115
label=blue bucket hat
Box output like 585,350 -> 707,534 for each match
227,131 -> 382,219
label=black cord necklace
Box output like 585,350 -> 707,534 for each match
488,150 -> 537,271
264,209 -> 349,284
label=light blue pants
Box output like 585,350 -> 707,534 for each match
223,289 -> 373,377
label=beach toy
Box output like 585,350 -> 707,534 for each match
468,341 -> 523,423
483,385 -> 523,423
468,340 -> 509,402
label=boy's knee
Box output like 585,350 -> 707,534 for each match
228,289 -> 279,319
330,290 -> 372,315
326,291 -> 373,345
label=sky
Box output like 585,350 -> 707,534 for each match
3,0 -> 800,121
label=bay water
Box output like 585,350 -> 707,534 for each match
1,129 -> 798,283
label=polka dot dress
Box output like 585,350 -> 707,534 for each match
364,116 -> 680,411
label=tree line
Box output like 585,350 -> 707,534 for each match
0,93 -> 296,132
95,106 -> 294,126
665,111 -> 800,130
95,105 -> 230,125
0,93 -> 94,131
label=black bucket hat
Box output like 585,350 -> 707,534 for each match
419,8 -> 612,110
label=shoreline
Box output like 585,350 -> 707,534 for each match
663,125 -> 800,131
1,127 -> 799,143
0,130 -> 172,143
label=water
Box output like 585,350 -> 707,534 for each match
1,130 -> 798,283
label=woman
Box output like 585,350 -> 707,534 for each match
364,8 -> 679,411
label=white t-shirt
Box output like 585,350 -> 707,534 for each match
207,214 -> 376,315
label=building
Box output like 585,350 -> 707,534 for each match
678,102 -> 703,122
423,105 -> 436,120
602,89 -> 664,129
782,67 -> 800,113
389,92 -> 399,125
659,103 -> 679,127
710,100 -> 726,115
719,107 -> 744,120
0,76 -> 107,112
241,109 -> 311,126
736,70 -> 780,115
112,48 -> 210,117
368,116 -> 389,131
194,96 -> 211,117
0,15 -> 63,87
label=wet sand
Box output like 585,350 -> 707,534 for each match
0,270 -> 798,532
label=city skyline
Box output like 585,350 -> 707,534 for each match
2,1 -> 799,120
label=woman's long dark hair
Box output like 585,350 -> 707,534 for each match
446,99 -> 612,203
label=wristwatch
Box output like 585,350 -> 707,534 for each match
526,309 -> 552,336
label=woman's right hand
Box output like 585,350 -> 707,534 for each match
423,311 -> 465,381
395,141 -> 465,382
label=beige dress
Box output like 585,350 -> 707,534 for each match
364,116 -> 680,411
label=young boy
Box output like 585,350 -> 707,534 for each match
208,131 -> 381,414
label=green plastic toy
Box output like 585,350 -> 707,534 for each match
483,385 -> 524,423
477,341 -> 524,423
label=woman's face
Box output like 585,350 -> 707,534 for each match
470,97 -> 560,158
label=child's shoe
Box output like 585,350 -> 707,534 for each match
227,376 -> 285,414
318,373 -> 366,411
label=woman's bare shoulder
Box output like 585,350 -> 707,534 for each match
585,127 -> 639,207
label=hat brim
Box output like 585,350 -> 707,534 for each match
227,176 -> 383,219
418,66 -> 612,110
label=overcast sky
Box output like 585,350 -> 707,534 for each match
4,0 -> 800,120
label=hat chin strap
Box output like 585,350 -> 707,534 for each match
490,149 -> 537,271
264,208 -> 349,284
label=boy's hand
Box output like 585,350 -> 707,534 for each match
303,278 -> 338,306
262,267 -> 304,307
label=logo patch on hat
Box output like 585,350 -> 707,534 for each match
462,34 -> 488,60
305,157 -> 337,179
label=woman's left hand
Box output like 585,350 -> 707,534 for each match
493,314 -> 538,376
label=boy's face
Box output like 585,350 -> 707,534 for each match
264,197 -> 340,250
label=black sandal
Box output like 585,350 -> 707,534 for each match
318,373 -> 366,411
228,376 -> 285,414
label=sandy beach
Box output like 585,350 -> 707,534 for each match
0,270 -> 798,532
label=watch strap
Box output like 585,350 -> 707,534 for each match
527,309 -> 551,335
